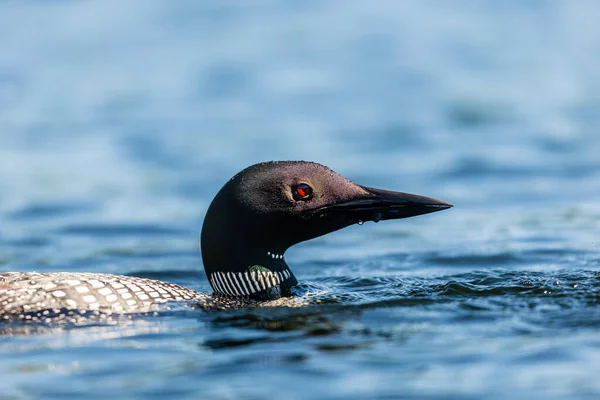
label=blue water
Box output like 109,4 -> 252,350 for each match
2,1 -> 600,398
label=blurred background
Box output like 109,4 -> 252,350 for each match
2,1 -> 600,399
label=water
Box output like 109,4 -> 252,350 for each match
1,1 -> 600,398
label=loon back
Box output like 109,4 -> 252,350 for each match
0,273 -> 203,324
1,161 -> 452,323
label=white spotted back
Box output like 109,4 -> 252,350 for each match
0,272 -> 202,323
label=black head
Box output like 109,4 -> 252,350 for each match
201,161 -> 452,300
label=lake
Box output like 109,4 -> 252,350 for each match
1,1 -> 600,399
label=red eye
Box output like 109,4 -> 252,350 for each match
292,183 -> 313,201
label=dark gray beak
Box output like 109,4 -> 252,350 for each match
319,186 -> 453,223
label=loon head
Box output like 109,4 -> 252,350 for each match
201,161 -> 452,301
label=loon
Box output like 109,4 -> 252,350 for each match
0,161 -> 452,324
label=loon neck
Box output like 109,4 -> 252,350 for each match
203,246 -> 298,301
200,180 -> 302,301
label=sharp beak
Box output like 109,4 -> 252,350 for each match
318,186 -> 453,223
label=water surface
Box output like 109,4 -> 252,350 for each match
1,1 -> 600,399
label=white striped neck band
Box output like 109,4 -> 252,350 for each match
209,266 -> 296,300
